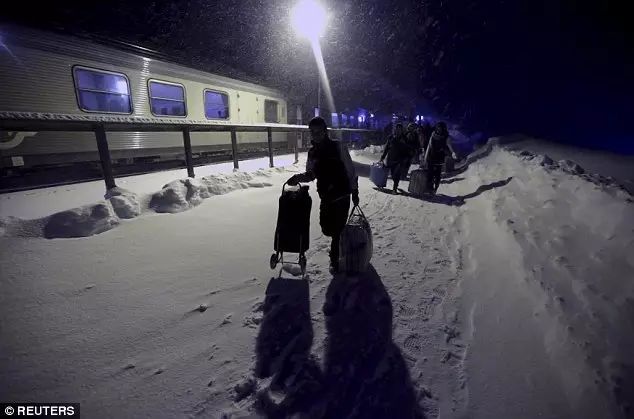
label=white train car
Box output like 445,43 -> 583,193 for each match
0,25 -> 293,172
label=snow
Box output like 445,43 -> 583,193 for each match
1,137 -> 633,418
350,145 -> 384,165
503,137 -> 634,194
0,154 -> 296,220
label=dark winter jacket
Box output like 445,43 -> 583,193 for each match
298,138 -> 358,202
380,133 -> 412,166
425,130 -> 452,165
405,130 -> 421,160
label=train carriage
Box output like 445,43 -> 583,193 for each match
0,25 -> 294,178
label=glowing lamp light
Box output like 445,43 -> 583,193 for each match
370,113 -> 374,118
358,115 -> 364,123
291,0 -> 327,40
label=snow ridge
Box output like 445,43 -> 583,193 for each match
0,169 -> 280,239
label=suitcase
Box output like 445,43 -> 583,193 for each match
370,163 -> 389,188
339,205 -> 373,274
270,182 -> 312,275
408,169 -> 431,197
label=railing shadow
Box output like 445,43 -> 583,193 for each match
254,266 -> 425,418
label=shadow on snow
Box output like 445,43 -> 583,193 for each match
253,265 -> 425,419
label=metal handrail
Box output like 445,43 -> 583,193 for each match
0,114 -> 380,190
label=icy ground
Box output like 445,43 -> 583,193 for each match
0,139 -> 632,418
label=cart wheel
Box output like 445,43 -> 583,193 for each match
299,254 -> 307,275
270,253 -> 279,269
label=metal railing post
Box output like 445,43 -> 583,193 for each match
94,124 -> 116,190
295,131 -> 300,163
182,128 -> 195,178
267,127 -> 274,168
230,128 -> 239,169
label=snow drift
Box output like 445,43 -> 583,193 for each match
2,169 -> 278,239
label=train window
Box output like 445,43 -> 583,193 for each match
204,90 -> 230,119
73,67 -> 132,114
264,100 -> 279,123
148,80 -> 187,117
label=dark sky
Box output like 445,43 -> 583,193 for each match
2,0 -> 633,153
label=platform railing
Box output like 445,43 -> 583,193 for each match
0,113 -> 381,190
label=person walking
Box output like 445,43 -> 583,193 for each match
423,121 -> 457,193
287,117 -> 359,273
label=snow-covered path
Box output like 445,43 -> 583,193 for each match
1,141 -> 632,418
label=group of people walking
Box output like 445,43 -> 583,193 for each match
285,116 -> 458,275
379,121 -> 458,194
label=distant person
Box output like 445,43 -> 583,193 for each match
379,123 -> 411,194
404,122 -> 421,172
287,117 -> 359,273
423,121 -> 458,193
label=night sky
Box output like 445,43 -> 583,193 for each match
2,0 -> 632,153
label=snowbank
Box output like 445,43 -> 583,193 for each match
2,167 -> 284,239
350,145 -> 385,165
511,149 -> 632,202
503,137 -> 634,194
149,172 -> 275,214
106,188 -> 142,219
458,146 -> 633,418
44,202 -> 120,239
0,154 -> 297,219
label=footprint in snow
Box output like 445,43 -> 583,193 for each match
220,314 -> 233,326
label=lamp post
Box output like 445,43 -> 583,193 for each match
291,0 -> 327,116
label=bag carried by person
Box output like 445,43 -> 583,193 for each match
408,168 -> 431,197
370,162 -> 389,188
339,205 -> 373,274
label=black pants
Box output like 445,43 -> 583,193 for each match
319,195 -> 351,266
390,162 -> 409,189
427,164 -> 443,193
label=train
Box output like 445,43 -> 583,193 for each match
0,25 -> 306,185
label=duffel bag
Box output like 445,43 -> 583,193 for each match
339,205 -> 373,274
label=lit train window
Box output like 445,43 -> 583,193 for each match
204,90 -> 230,119
264,100 -> 279,123
73,66 -> 132,114
148,80 -> 187,117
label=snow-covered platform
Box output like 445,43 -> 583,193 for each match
1,138 -> 632,418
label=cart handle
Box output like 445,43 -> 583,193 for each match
282,181 -> 307,193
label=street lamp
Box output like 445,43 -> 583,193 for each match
291,0 -> 327,40
291,0 -> 328,114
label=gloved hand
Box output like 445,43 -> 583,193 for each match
287,174 -> 300,186
352,189 -> 360,206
